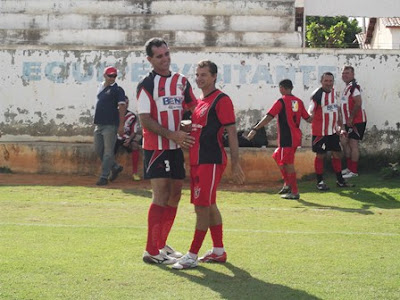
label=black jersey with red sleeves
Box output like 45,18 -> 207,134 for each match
136,70 -> 197,150
189,90 -> 236,166
267,94 -> 309,148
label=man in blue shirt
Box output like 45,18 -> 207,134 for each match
94,66 -> 126,185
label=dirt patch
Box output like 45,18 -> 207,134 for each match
0,173 -> 279,192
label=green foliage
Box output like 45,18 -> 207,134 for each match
0,166 -> 12,173
306,16 -> 362,48
0,174 -> 399,299
380,162 -> 400,179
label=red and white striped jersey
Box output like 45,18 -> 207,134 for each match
340,80 -> 367,124
309,87 -> 340,136
136,71 -> 197,150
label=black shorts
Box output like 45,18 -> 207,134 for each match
345,122 -> 366,140
143,149 -> 185,180
312,134 -> 341,154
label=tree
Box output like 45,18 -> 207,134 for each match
306,16 -> 362,48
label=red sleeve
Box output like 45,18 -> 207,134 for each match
182,80 -> 198,110
216,95 -> 235,125
267,99 -> 283,117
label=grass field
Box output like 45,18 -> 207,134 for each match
0,174 -> 399,300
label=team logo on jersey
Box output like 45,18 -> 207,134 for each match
291,100 -> 299,112
162,97 -> 183,105
323,103 -> 339,113
194,186 -> 201,199
177,83 -> 184,93
199,106 -> 208,117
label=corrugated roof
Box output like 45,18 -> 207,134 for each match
382,17 -> 400,27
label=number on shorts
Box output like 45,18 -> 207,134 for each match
164,160 -> 170,172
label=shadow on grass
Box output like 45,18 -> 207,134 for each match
163,262 -> 321,300
121,188 -> 152,198
295,198 -> 374,215
299,176 -> 400,211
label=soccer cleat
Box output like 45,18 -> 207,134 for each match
199,250 -> 227,263
172,253 -> 198,270
278,185 -> 291,194
109,165 -> 123,182
342,171 -> 358,179
281,193 -> 300,200
316,181 -> 329,191
336,181 -> 355,188
96,177 -> 108,186
341,168 -> 351,175
142,251 -> 177,265
160,245 -> 183,258
132,173 -> 141,181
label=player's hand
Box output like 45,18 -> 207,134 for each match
232,162 -> 245,185
246,130 -> 256,141
170,130 -> 195,149
123,139 -> 131,147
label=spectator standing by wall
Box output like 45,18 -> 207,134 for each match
93,66 -> 126,186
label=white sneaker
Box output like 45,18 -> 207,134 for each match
160,245 -> 183,258
342,171 -> 358,179
172,253 -> 198,270
142,251 -> 177,265
341,168 -> 351,175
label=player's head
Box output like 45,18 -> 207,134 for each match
320,72 -> 334,92
342,66 -> 355,83
145,38 -> 171,75
103,66 -> 117,84
196,60 -> 218,90
279,79 -> 293,95
145,38 -> 168,57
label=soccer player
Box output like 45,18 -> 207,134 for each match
247,79 -> 311,200
308,72 -> 353,190
94,66 -> 126,186
340,66 -> 367,179
137,38 -> 197,265
172,60 -> 245,270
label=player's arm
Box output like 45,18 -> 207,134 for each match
139,114 -> 194,148
247,114 -> 274,141
307,98 -> 315,121
225,124 -> 245,184
348,94 -> 362,126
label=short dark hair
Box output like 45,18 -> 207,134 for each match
197,60 -> 218,75
145,37 -> 168,57
279,79 -> 293,90
343,65 -> 354,73
321,72 -> 334,81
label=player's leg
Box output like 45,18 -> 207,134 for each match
142,150 -> 177,264
158,150 -> 185,256
272,147 -> 290,194
131,150 -> 140,180
340,130 -> 352,175
281,148 -> 300,199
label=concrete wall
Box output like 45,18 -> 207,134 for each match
0,142 -> 315,183
0,0 -> 300,48
1,48 -> 400,153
